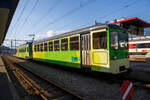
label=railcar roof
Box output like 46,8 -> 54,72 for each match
17,44 -> 26,48
33,24 -> 126,44
17,42 -> 31,48
129,36 -> 150,42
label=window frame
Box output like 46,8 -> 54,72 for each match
70,36 -> 79,51
54,40 -> 60,51
37,44 -> 40,51
61,38 -> 68,51
118,31 -> 128,50
110,31 -> 119,50
44,42 -> 48,51
48,41 -> 53,51
34,45 -> 36,52
92,31 -> 107,49
40,43 -> 43,52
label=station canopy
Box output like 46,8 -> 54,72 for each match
0,0 -> 19,45
111,17 -> 150,36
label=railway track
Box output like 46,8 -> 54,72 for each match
2,55 -> 150,99
2,56 -> 83,100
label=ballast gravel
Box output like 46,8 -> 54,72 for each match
10,56 -> 150,100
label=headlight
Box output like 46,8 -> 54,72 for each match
113,56 -> 117,60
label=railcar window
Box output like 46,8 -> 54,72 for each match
54,40 -> 59,51
110,31 -> 118,49
37,44 -> 40,51
34,45 -> 36,52
93,32 -> 107,49
70,36 -> 79,50
40,43 -> 43,51
119,32 -> 128,49
20,48 -> 22,52
138,43 -> 150,48
44,42 -> 47,51
20,47 -> 26,52
61,38 -> 68,51
49,42 -> 53,51
133,44 -> 136,48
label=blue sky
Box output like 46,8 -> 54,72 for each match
4,0 -> 150,46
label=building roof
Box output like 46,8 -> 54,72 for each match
111,17 -> 150,28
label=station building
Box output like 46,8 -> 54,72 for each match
111,17 -> 150,36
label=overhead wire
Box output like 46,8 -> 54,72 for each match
34,0 -> 97,35
25,0 -> 63,35
35,0 -> 135,35
10,0 -> 145,42
9,0 -> 29,38
57,0 -> 116,30
16,0 -> 40,36
66,0 -> 142,30
96,0 -> 140,20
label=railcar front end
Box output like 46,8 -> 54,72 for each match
16,42 -> 32,59
83,27 -> 129,74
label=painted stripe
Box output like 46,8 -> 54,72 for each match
122,82 -> 133,100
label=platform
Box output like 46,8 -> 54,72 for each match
0,56 -> 19,100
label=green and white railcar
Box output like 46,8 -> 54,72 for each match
32,24 -> 129,74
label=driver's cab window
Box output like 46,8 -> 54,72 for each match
111,31 -> 118,49
93,32 -> 107,49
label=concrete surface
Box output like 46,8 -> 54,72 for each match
0,56 -> 19,100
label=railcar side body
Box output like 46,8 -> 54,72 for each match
129,40 -> 150,55
31,24 -> 129,74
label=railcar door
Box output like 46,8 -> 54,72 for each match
81,33 -> 91,68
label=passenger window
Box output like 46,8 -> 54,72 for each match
40,43 -> 43,51
93,32 -> 107,49
70,36 -> 79,50
49,42 -> 53,51
37,44 -> 40,51
34,45 -> 36,52
44,42 -> 47,51
61,38 -> 68,51
54,40 -> 59,51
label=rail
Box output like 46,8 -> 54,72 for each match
2,56 -> 83,100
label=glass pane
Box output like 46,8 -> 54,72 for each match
49,42 -> 53,51
61,38 -> 68,51
111,31 -> 118,49
44,43 -> 47,51
70,36 -> 79,50
34,45 -> 36,52
138,43 -> 150,48
37,45 -> 39,51
40,44 -> 43,51
119,32 -> 128,49
54,40 -> 59,51
93,32 -> 107,49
